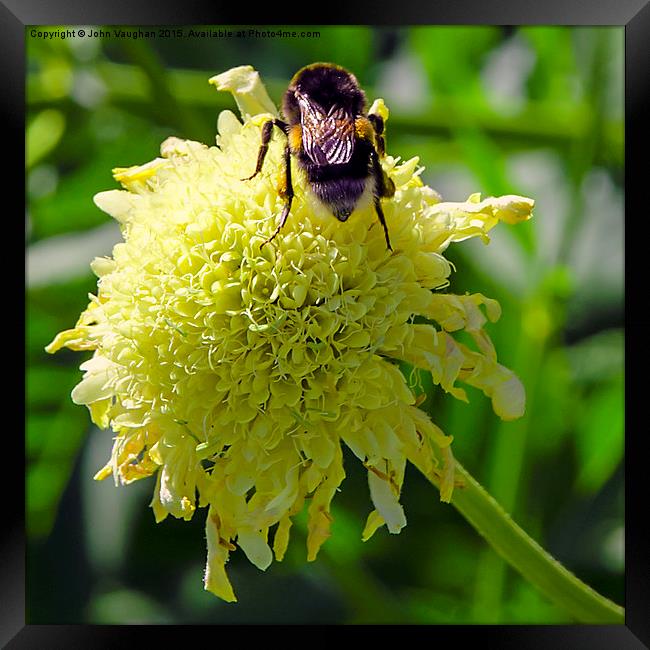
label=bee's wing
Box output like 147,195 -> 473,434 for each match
297,94 -> 355,166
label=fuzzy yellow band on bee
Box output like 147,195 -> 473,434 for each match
288,124 -> 302,154
354,116 -> 375,143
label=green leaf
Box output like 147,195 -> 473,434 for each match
504,580 -> 571,623
26,413 -> 53,458
28,123 -> 164,242
88,588 -> 173,624
27,407 -> 88,539
566,329 -> 624,385
409,26 -> 501,98
574,375 -> 624,494
527,349 -> 573,455
27,365 -> 81,410
26,109 -> 66,169
521,27 -> 578,104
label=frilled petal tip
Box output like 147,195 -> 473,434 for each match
160,136 -> 209,159
438,446 -> 456,503
204,511 -> 237,603
93,189 -> 141,223
490,195 -> 535,225
89,256 -> 116,278
44,327 -> 92,354
427,192 -> 534,247
93,463 -> 113,482
238,528 -> 273,571
272,516 -> 292,561
209,65 -> 278,119
111,159 -> 169,192
361,509 -> 386,542
368,470 -> 406,534
492,373 -> 526,421
204,562 -> 237,603
71,356 -> 115,405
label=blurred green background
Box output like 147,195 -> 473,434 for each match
26,25 -> 624,624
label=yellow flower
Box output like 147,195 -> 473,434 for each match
46,65 -> 533,602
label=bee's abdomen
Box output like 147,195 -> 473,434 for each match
300,144 -> 372,221
309,176 -> 369,221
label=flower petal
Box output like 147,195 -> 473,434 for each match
204,509 -> 237,602
209,65 -> 278,119
237,527 -> 273,571
273,515 -> 293,562
93,190 -> 141,223
361,509 -> 385,541
71,356 -> 115,405
367,468 -> 406,534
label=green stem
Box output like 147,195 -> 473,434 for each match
471,301 -> 546,621
416,459 -> 624,623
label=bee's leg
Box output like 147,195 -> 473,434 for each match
261,143 -> 293,249
370,149 -> 393,251
370,145 -> 395,199
373,196 -> 393,252
368,114 -> 386,157
241,118 -> 288,181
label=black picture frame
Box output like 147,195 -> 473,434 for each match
8,1 -> 646,646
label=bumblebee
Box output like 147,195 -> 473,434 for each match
243,63 -> 396,250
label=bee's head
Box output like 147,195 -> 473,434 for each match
283,63 -> 366,121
